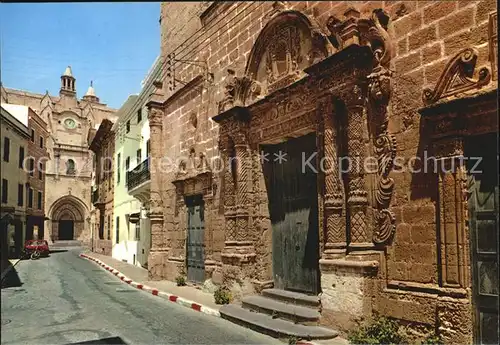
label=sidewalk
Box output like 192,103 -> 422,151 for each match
80,250 -> 220,312
80,251 -> 349,345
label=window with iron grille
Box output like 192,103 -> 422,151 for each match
39,136 -> 44,148
30,129 -> 35,142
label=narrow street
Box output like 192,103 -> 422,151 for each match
1,248 -> 280,345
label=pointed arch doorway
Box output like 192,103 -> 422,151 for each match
50,195 -> 86,241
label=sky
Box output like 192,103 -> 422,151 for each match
0,2 -> 160,109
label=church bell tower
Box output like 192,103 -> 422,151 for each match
60,66 -> 76,98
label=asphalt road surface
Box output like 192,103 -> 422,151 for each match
1,248 -> 281,345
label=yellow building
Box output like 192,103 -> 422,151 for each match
1,105 -> 30,258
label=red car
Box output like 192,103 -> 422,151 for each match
24,240 -> 50,258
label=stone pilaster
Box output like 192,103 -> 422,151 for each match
321,97 -> 347,259
343,86 -> 373,251
146,83 -> 167,280
220,131 -> 256,266
220,135 -> 237,244
434,137 -> 469,288
233,132 -> 251,244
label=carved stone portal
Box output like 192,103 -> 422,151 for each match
422,48 -> 491,105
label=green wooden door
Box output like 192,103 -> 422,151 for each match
186,195 -> 205,284
466,133 -> 499,345
262,133 -> 319,294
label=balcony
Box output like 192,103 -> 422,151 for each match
127,157 -> 150,205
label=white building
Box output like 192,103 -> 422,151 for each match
112,57 -> 160,267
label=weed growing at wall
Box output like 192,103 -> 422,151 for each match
348,317 -> 407,345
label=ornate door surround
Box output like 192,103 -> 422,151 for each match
212,7 -> 398,275
419,46 -> 496,343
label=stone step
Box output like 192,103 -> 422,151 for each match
242,295 -> 320,324
220,304 -> 338,340
262,288 -> 320,308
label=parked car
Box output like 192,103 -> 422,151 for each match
23,240 -> 50,258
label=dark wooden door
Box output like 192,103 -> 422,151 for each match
58,220 -> 74,240
466,133 -> 499,345
186,195 -> 205,283
262,133 -> 319,294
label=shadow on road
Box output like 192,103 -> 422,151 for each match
50,249 -> 69,254
1,265 -> 23,289
66,337 -> 128,345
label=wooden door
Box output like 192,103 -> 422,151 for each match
262,133 -> 319,294
186,195 -> 205,283
58,220 -> 74,240
466,133 -> 499,345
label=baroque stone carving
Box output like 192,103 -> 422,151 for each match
363,9 -> 392,69
364,8 -> 397,245
218,69 -> 262,113
422,48 -> 491,105
147,107 -> 163,127
265,24 -> 304,93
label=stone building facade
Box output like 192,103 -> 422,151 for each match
25,107 -> 49,241
113,59 -> 160,267
147,1 -> 498,343
1,67 -> 117,245
89,119 -> 115,255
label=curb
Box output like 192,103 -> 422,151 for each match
79,253 -> 221,318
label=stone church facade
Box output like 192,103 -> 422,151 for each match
1,67 -> 117,246
146,1 -> 497,343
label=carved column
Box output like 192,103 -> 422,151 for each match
146,100 -> 165,253
321,97 -> 347,258
220,134 -> 237,245
219,117 -> 256,266
343,86 -> 372,250
233,131 -> 251,244
434,137 -> 468,288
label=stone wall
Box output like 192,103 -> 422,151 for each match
26,107 -> 49,240
153,1 -> 498,343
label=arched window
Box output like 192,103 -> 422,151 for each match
66,159 -> 75,175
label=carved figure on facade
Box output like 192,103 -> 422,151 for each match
147,107 -> 164,127
218,69 -> 262,113
363,9 -> 397,245
422,47 -> 491,105
150,190 -> 163,215
326,16 -> 344,51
